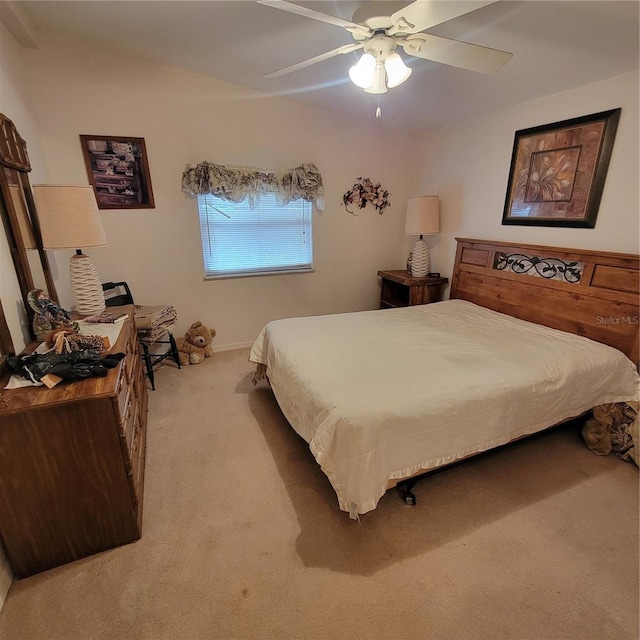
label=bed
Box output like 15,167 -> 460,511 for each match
250,238 -> 640,517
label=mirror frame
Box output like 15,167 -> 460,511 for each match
0,299 -> 14,358
0,113 -> 57,371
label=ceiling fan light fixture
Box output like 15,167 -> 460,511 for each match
349,52 -> 376,88
384,52 -> 412,88
261,0 -> 514,112
364,62 -> 388,94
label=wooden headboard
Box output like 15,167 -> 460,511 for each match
450,238 -> 639,365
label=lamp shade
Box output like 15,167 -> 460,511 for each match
349,53 -> 376,89
404,196 -> 440,236
33,184 -> 107,316
33,184 -> 107,249
384,52 -> 412,88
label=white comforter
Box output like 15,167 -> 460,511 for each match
249,300 -> 640,516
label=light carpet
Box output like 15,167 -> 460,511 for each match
0,348 -> 638,640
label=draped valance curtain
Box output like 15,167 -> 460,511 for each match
181,161 -> 325,210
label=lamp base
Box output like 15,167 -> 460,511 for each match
70,253 -> 106,316
410,237 -> 430,278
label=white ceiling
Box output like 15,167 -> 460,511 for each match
12,1 -> 640,132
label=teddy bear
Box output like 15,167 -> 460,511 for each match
176,321 -> 215,365
581,417 -> 611,456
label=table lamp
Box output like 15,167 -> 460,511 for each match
404,196 -> 440,278
33,184 -> 107,316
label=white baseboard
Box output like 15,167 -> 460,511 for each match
146,341 -> 253,356
212,341 -> 254,352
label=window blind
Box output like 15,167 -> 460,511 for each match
197,193 -> 313,278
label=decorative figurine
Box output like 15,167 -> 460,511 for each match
27,289 -> 78,342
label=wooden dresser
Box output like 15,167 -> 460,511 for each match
0,307 -> 148,578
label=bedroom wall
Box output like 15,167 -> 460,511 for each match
410,70 -> 639,286
14,32 -> 418,350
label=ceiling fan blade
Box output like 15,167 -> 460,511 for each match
400,33 -> 512,75
389,0 -> 497,35
257,1 -> 371,37
263,42 -> 364,78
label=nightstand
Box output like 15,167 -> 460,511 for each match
377,270 -> 449,309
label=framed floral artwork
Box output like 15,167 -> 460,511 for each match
502,109 -> 620,228
80,135 -> 155,209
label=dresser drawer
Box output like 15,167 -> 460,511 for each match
123,349 -> 135,386
130,399 -> 147,515
123,397 -> 137,454
117,372 -> 130,419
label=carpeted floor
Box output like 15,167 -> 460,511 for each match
0,348 -> 638,640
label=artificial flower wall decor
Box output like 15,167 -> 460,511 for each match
342,177 -> 390,215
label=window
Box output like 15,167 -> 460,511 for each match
197,193 -> 313,278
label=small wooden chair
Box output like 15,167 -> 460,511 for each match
102,281 -> 181,390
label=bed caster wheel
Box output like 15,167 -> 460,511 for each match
403,491 -> 416,506
398,482 -> 418,506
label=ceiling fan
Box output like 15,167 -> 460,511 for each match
258,1 -> 512,96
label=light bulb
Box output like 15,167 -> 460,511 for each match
349,53 -> 376,89
384,52 -> 412,88
364,63 -> 387,94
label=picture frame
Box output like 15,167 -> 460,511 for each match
501,108 -> 620,228
80,135 -> 155,209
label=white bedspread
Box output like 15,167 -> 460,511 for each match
249,300 -> 640,516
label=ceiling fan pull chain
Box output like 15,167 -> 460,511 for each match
376,94 -> 382,119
